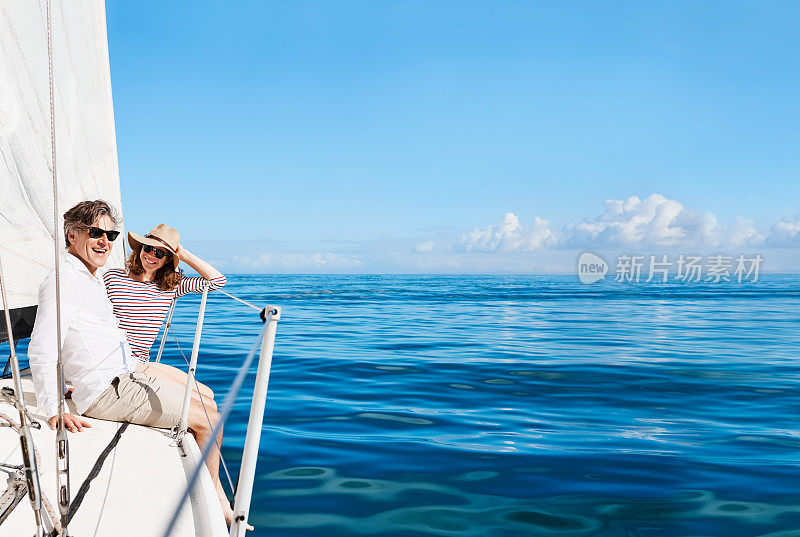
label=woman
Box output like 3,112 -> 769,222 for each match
103,224 -> 225,408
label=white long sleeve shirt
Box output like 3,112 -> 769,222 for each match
28,253 -> 136,418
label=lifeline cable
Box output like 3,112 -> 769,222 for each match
168,328 -> 236,495
217,289 -> 261,311
161,313 -> 272,537
157,286 -> 266,494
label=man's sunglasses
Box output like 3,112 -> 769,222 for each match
143,244 -> 170,259
84,226 -> 120,241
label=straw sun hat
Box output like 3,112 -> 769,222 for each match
128,224 -> 181,272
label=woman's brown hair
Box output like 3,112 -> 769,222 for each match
126,244 -> 181,291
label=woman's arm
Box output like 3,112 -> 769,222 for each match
176,246 -> 223,280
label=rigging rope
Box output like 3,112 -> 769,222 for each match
46,0 -> 71,531
148,287 -> 268,498
168,327 -> 236,495
217,289 -> 261,312
154,286 -> 272,494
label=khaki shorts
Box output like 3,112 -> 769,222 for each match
83,372 -> 185,429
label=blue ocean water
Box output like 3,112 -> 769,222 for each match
163,274 -> 800,537
177,274 -> 800,537
15,274 -> 800,536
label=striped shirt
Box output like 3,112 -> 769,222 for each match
103,269 -> 227,363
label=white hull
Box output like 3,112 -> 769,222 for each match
0,374 -> 228,536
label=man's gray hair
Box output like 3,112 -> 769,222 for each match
63,200 -> 119,246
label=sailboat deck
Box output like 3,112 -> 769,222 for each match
0,374 -> 207,536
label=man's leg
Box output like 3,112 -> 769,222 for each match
85,374 -> 243,527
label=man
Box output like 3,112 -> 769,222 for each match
28,200 -> 235,525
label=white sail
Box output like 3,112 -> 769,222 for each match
0,5 -> 248,536
0,0 -> 124,316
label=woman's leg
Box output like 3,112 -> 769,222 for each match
137,361 -> 217,409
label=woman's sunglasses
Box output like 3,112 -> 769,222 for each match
84,226 -> 120,241
142,244 -> 170,259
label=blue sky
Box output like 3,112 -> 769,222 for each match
106,1 -> 800,273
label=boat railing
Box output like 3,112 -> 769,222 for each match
0,267 -> 277,536
176,286 -> 210,436
156,281 -> 281,537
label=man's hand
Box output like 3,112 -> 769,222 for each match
48,413 -> 92,432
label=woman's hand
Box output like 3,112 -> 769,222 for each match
173,245 -> 224,280
175,244 -> 189,263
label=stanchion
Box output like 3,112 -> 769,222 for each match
177,285 -> 209,435
229,306 -> 280,537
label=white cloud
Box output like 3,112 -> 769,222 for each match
564,194 -> 770,249
728,217 -> 765,247
190,194 -> 800,274
766,216 -> 800,247
413,241 -> 434,253
563,194 -> 726,248
456,194 -> 771,253
232,252 -> 363,270
458,213 -> 555,252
